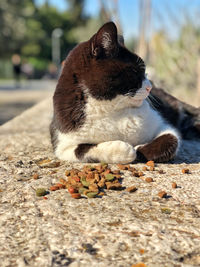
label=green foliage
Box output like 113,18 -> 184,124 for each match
28,57 -> 48,71
70,17 -> 102,42
67,0 -> 87,25
0,0 -> 33,57
0,60 -> 13,78
125,37 -> 137,52
0,0 -> 88,74
149,20 -> 200,97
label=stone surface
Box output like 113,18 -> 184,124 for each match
0,98 -> 200,267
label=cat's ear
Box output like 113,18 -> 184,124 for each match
91,22 -> 119,58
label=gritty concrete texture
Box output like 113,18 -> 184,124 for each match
0,98 -> 200,267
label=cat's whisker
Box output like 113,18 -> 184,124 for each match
132,69 -> 137,73
148,94 -> 161,106
147,97 -> 156,110
138,64 -> 145,69
147,94 -> 161,111
125,88 -> 141,97
125,92 -> 134,97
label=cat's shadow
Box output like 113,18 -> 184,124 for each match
168,139 -> 200,164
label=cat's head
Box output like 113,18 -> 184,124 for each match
59,22 -> 152,108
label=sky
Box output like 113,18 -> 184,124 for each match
35,0 -> 200,40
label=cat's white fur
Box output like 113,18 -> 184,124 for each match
102,32 -> 112,50
55,78 -> 180,163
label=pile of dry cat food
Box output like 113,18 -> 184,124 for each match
35,160 -> 188,199
47,162 -> 144,199
55,163 -> 127,199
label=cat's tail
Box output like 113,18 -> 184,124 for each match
149,85 -> 200,140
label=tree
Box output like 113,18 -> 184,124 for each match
67,0 -> 87,25
0,0 -> 88,60
0,0 -> 36,58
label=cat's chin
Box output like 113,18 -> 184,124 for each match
130,98 -> 145,107
129,93 -> 149,108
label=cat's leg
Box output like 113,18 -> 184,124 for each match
56,140 -> 136,163
135,128 -> 180,163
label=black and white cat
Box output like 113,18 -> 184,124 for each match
50,22 -> 182,163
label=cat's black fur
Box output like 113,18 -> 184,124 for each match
150,86 -> 200,140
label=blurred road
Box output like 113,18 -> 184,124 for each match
0,79 -> 56,125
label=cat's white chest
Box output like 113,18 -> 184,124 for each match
84,100 -> 163,146
115,102 -> 162,145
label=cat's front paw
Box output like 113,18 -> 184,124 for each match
136,134 -> 178,163
102,140 -> 136,163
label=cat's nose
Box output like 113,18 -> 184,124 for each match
146,85 -> 152,93
145,79 -> 152,93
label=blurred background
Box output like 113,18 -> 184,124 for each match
0,0 -> 200,125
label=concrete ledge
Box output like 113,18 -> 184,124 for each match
0,98 -> 200,267
0,80 -> 55,125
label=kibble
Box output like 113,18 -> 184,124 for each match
72,176 -> 80,182
65,170 -> 71,176
80,177 -> 90,187
89,184 -> 98,191
56,183 -> 66,189
182,168 -> 189,174
105,173 -> 115,181
86,191 -> 98,198
138,171 -> 144,177
161,208 -> 172,214
71,193 -> 81,199
87,172 -> 95,180
50,185 -> 59,191
105,181 -> 122,190
172,182 -> 177,188
98,192 -> 105,196
158,191 -> 167,198
146,161 -> 155,167
126,186 -> 137,193
132,171 -> 140,177
145,177 -> 153,183
68,187 -> 78,194
98,179 -> 105,188
78,187 -> 87,194
117,164 -> 129,170
33,173 -> 39,180
139,249 -> 145,254
36,188 -> 48,197
60,178 -> 68,185
132,263 -> 147,267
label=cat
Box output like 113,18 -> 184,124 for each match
148,86 -> 200,140
50,21 -> 182,164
